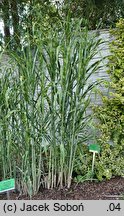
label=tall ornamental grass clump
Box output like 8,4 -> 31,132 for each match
0,17 -> 103,197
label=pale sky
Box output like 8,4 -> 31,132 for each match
0,21 -> 4,34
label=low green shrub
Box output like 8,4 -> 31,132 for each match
93,18 -> 124,180
73,141 -> 124,182
95,143 -> 124,181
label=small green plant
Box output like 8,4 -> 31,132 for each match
73,143 -> 94,182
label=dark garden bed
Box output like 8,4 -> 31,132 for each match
0,176 -> 124,200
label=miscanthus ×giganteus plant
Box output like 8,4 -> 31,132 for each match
0,16 -> 104,197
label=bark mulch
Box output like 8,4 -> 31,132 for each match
0,176 -> 124,200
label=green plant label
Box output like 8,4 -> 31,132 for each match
89,144 -> 100,153
0,179 -> 15,193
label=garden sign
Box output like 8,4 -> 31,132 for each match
89,144 -> 100,176
0,178 -> 15,199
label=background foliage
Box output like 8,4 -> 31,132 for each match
0,0 -> 124,49
63,0 -> 124,29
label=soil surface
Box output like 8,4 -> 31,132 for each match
0,177 -> 124,200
